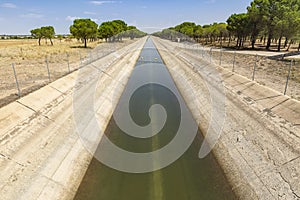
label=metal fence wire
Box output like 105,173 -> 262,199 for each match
175,42 -> 300,101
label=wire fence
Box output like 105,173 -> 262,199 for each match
2,38 -> 299,107
210,48 -> 299,99
0,39 -> 134,107
174,42 -> 300,101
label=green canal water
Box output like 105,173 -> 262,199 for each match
74,38 -> 236,200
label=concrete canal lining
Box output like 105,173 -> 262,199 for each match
74,38 -> 235,199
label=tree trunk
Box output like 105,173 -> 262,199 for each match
266,36 -> 272,50
50,38 -> 53,46
38,38 -> 41,46
284,38 -> 288,48
84,38 -> 87,48
298,43 -> 300,52
277,36 -> 282,52
251,37 -> 256,49
228,36 -> 231,47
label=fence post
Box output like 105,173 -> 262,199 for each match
219,47 -> 222,66
233,51 -> 236,72
45,56 -> 51,82
66,53 -> 70,73
252,54 -> 258,81
90,52 -> 93,63
11,63 -> 21,97
210,47 -> 212,64
79,51 -> 82,66
284,60 -> 293,95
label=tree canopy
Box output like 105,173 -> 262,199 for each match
30,26 -> 55,46
70,18 -> 98,48
153,0 -> 300,51
98,20 -> 146,41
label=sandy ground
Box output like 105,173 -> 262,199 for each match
0,37 -> 146,200
0,38 -> 137,108
154,37 -> 300,199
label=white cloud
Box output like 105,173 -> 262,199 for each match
89,1 -> 121,5
205,0 -> 216,4
65,16 -> 98,22
91,18 -> 99,23
1,3 -> 17,8
66,16 -> 80,21
21,13 -> 43,19
84,11 -> 97,15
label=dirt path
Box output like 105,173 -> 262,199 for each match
153,37 -> 300,199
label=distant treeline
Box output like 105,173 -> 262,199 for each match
153,0 -> 300,52
0,35 -> 33,39
27,19 -> 147,48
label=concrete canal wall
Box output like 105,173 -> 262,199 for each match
153,37 -> 300,200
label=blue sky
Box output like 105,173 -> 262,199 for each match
0,0 -> 252,35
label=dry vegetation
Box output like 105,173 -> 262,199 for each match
0,38 -> 135,107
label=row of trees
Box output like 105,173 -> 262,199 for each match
30,19 -> 146,48
227,0 -> 300,51
153,0 -> 300,51
70,19 -> 146,47
153,22 -> 229,45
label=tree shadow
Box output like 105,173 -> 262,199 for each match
70,46 -> 93,49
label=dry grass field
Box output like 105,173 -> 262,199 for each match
0,38 -> 136,107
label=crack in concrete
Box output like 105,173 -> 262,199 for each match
16,100 -> 37,113
0,153 -> 26,167
282,155 -> 300,166
49,86 -> 66,95
16,100 -> 55,123
278,171 -> 300,199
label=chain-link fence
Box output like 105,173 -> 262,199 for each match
0,39 -> 135,107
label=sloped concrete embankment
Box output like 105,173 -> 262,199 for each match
153,37 -> 300,200
0,37 -> 147,200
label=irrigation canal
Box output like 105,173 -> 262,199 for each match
74,37 -> 235,200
